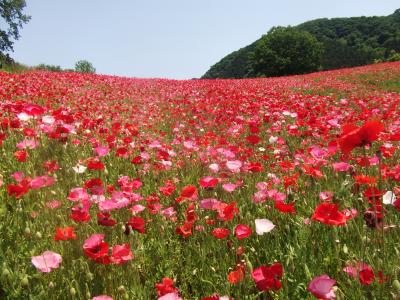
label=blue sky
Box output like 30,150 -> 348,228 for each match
11,1 -> 400,79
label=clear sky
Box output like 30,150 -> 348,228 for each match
11,1 -> 400,79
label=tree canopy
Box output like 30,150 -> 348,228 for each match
202,9 -> 400,79
0,0 -> 30,54
250,27 -> 322,77
75,60 -> 96,74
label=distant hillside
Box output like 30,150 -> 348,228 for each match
202,9 -> 400,79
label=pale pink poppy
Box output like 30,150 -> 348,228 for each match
162,207 -> 176,218
383,191 -> 396,205
226,160 -> 242,173
255,219 -> 275,235
319,191 -> 334,201
46,200 -> 61,209
222,183 -> 237,193
92,296 -> 113,300
130,204 -> 146,214
16,139 -> 39,149
31,251 -> 62,273
209,163 -> 220,173
158,292 -> 182,300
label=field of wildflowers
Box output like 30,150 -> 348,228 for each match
1,62 -> 400,299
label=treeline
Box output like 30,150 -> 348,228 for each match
0,53 -> 96,74
202,9 -> 400,79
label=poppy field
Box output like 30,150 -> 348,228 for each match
1,62 -> 400,299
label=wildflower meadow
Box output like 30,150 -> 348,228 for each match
1,62 -> 400,299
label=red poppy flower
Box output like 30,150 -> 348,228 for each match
246,135 -> 261,145
251,262 -> 283,291
126,216 -> 146,233
211,228 -> 230,239
97,212 -> 117,227
274,201 -> 296,214
7,179 -> 30,198
176,221 -> 193,238
43,160 -> 60,173
199,176 -> 219,188
54,227 -> 77,241
87,158 -> 104,170
83,234 -> 111,264
311,203 -> 347,226
234,224 -> 252,240
338,120 -> 384,154
359,267 -> 375,285
14,150 -> 28,162
217,202 -> 239,221
155,278 -> 178,297
159,181 -> 176,196
228,266 -> 245,284
180,185 -> 198,200
70,204 -> 91,223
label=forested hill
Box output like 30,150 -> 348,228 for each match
202,9 -> 400,79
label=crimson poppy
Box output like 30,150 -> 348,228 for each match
311,203 -> 347,226
338,120 -> 384,154
251,262 -> 283,291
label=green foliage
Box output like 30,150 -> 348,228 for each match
74,60 -> 96,74
202,44 -> 256,79
388,50 -> 400,62
203,8 -> 400,79
249,27 -> 322,77
0,52 -> 29,72
34,64 -> 63,72
0,0 -> 31,54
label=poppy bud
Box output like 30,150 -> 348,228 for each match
69,287 -> 76,296
2,268 -> 10,278
21,276 -> 29,287
24,227 -> 31,236
393,279 -> 400,293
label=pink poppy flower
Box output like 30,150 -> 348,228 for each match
94,146 -> 110,157
31,251 -> 62,273
307,274 -> 336,299
29,176 -> 55,189
92,296 -> 113,300
234,224 -> 252,240
110,243 -> 134,265
332,162 -> 352,172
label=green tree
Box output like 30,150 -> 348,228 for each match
250,26 -> 323,77
74,60 -> 96,74
0,0 -> 31,54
